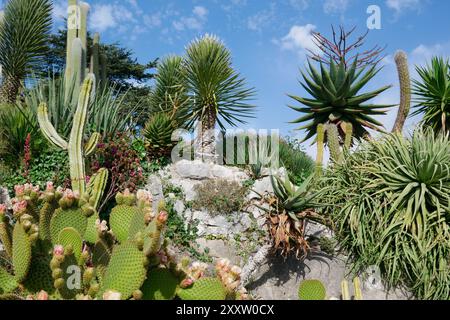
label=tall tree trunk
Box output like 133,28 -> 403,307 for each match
0,75 -> 21,105
196,105 -> 217,162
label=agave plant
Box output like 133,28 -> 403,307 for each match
261,174 -> 325,259
288,58 -> 394,142
0,0 -> 52,104
412,57 -> 450,133
184,34 -> 256,156
143,112 -> 178,158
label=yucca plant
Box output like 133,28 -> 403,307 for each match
288,58 -> 394,142
412,57 -> 450,133
0,0 -> 52,104
260,174 -> 325,259
144,56 -> 189,158
184,34 -> 256,157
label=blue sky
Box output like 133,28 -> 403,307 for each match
51,0 -> 450,156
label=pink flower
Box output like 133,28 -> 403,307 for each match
0,204 -> 6,214
53,245 -> 64,256
123,188 -> 131,196
136,190 -> 152,203
14,185 -> 25,196
103,290 -> 122,300
12,200 -> 27,214
46,182 -> 54,191
37,290 -> 49,300
180,278 -> 194,289
95,219 -> 108,233
157,211 -> 168,224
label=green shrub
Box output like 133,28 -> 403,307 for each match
0,150 -> 70,194
279,137 -> 314,185
320,128 -> 450,300
193,179 -> 248,215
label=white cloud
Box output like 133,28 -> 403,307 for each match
143,12 -> 162,28
172,6 -> 209,32
89,4 -> 136,33
288,0 -> 310,10
52,0 -> 67,22
193,6 -> 208,19
386,0 -> 421,13
323,0 -> 349,14
277,24 -> 318,55
247,4 -> 276,32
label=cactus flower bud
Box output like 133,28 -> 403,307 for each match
103,290 -> 122,300
52,268 -> 63,279
54,278 -> 65,289
132,290 -> 143,300
37,290 -> 49,300
180,277 -> 195,288
157,211 -> 168,224
53,245 -> 64,257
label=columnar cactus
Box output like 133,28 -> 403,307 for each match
392,50 -> 411,134
38,76 -> 99,195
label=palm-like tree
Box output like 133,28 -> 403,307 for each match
288,58 -> 394,143
184,34 -> 256,158
0,0 -> 52,104
144,55 -> 190,157
412,57 -> 450,133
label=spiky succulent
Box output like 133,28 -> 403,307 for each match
184,34 -> 256,131
412,56 -> 450,133
0,0 -> 53,103
143,112 -> 178,158
288,58 -> 394,142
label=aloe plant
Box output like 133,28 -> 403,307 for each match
288,58 -> 394,142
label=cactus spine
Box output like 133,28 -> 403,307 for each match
38,76 -> 97,195
392,50 -> 411,134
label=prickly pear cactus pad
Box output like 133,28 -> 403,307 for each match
109,205 -> 141,243
127,209 -> 147,240
83,213 -> 99,244
12,223 -> 32,282
298,280 -> 326,300
0,267 -> 18,294
92,240 -> 111,272
57,253 -> 81,300
177,277 -> 227,300
23,252 -> 55,294
99,242 -> 146,300
50,208 -> 87,244
57,227 -> 83,262
141,268 -> 178,300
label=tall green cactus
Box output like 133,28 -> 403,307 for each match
392,50 -> 411,134
90,33 -> 100,83
315,124 -> 325,176
38,75 -> 99,195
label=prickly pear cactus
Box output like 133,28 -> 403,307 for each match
298,279 -> 326,300
98,242 -> 147,300
177,277 -> 227,300
141,268 -> 179,300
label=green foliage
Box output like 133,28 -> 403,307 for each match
279,137 -> 315,185
144,112 -> 178,158
0,0 -> 52,103
12,224 -> 32,282
0,150 -> 69,194
298,280 -> 326,300
320,128 -> 450,299
288,58 -> 394,142
0,103 -> 46,166
412,56 -> 450,133
184,34 -> 256,130
193,179 -> 248,215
